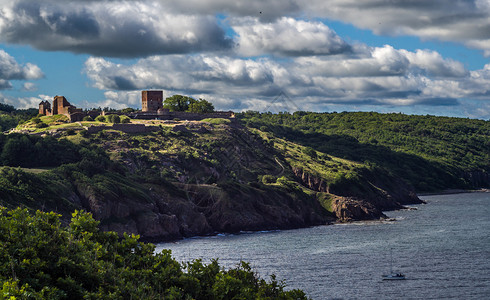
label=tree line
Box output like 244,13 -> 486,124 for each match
238,111 -> 490,191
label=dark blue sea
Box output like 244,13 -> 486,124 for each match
156,192 -> 490,299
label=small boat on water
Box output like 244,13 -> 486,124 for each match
382,249 -> 406,280
382,273 -> 406,280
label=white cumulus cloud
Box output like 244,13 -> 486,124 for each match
82,43 -> 488,112
233,17 -> 351,56
0,49 -> 44,90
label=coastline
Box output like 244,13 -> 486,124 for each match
154,189 -> 489,244
417,188 -> 489,196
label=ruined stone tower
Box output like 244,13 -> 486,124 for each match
52,96 -> 72,115
38,95 -> 85,121
39,100 -> 51,115
142,91 -> 163,112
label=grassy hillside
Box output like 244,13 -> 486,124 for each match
0,120 -> 335,239
239,111 -> 489,191
1,111 -> 486,241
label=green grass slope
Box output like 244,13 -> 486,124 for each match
239,111 -> 489,192
4,112 -> 478,239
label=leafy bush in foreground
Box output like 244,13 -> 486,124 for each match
0,207 -> 308,299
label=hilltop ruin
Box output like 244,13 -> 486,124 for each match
39,91 -> 235,122
39,96 -> 98,122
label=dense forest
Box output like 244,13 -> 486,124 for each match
238,111 -> 489,191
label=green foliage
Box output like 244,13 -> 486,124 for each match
66,129 -> 76,136
105,114 -> 121,123
0,107 -> 37,131
202,118 -> 231,125
276,176 -> 301,191
0,103 -> 15,113
164,95 -> 215,113
79,130 -> 89,138
0,207 -> 308,299
82,116 -> 93,121
239,111 -> 490,191
119,107 -> 135,114
316,193 -> 334,212
95,115 -> 105,122
0,114 -> 19,132
302,147 -> 317,159
0,134 -> 82,168
46,114 -> 69,124
188,98 -> 215,113
35,122 -> 48,128
0,167 -> 41,203
262,175 -> 276,184
120,115 -> 131,123
163,95 -> 195,112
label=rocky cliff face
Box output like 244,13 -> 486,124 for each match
78,123 -> 426,239
330,196 -> 385,222
292,166 -> 422,222
292,167 -> 329,193
70,179 -> 331,242
8,122 -> 425,242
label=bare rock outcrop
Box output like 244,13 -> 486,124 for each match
292,166 -> 423,219
330,196 -> 385,222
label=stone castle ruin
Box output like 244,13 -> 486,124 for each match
39,91 -> 234,122
39,96 -> 90,122
140,90 -> 234,120
127,90 -> 235,120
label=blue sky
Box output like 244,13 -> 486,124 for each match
0,0 -> 489,119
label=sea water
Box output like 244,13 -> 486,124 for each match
155,192 -> 490,299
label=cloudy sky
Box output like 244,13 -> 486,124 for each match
0,0 -> 489,119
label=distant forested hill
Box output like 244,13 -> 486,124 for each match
0,103 -> 37,132
239,111 -> 489,191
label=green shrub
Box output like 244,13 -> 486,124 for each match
106,114 -> 121,123
82,116 -> 93,121
276,176 -> 288,184
95,115 -> 105,122
276,176 -> 300,191
79,129 -> 89,137
262,175 -> 276,184
120,115 -> 131,123
302,147 -> 317,159
35,122 -> 48,128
